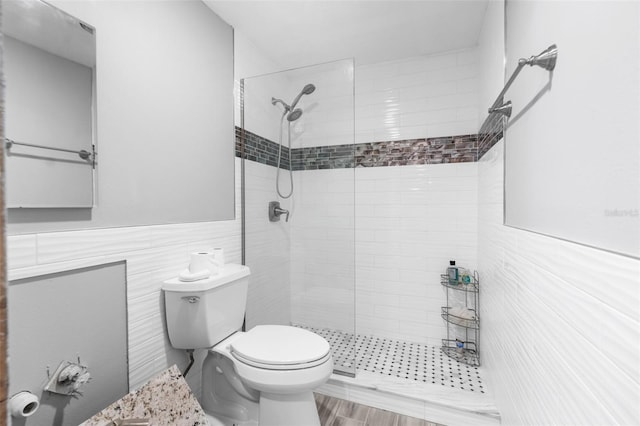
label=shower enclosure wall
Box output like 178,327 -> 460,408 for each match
236,13 -> 511,426
240,50 -> 488,421
241,59 -> 356,377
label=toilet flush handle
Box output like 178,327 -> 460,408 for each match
181,296 -> 200,304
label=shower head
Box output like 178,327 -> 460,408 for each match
488,100 -> 512,118
272,84 -> 315,121
287,108 -> 303,122
520,44 -> 558,71
301,83 -> 316,95
290,83 -> 316,110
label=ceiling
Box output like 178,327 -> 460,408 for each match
204,0 -> 490,70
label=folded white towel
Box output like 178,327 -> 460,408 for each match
178,268 -> 211,282
449,307 -> 476,320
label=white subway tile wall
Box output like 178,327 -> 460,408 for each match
283,50 -> 479,150
243,159 -> 292,329
290,60 -> 355,149
5,234 -> 37,269
290,168 -> 356,333
284,50 -> 480,348
286,163 -> 478,346
478,140 -> 640,425
355,49 -> 479,144
355,163 -> 478,346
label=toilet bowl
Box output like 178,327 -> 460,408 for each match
204,325 -> 333,426
162,264 -> 333,426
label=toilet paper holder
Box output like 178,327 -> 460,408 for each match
44,358 -> 91,396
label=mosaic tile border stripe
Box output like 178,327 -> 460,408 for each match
291,143 -> 355,170
236,126 -> 499,170
355,135 -> 478,167
235,126 -> 290,169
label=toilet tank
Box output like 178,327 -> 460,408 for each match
162,264 -> 250,349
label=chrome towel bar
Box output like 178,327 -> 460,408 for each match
5,137 -> 94,164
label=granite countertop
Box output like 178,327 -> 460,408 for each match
81,365 -> 208,426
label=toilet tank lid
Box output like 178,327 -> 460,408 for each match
162,263 -> 250,292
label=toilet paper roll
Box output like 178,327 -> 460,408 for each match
9,391 -> 40,418
211,248 -> 225,268
189,252 -> 219,275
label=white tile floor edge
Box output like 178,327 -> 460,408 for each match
317,373 -> 500,426
301,326 -> 501,426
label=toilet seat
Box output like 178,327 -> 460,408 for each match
230,325 -> 331,370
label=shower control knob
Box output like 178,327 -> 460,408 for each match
269,201 -> 290,222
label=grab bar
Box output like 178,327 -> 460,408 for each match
5,138 -> 95,164
488,44 -> 558,118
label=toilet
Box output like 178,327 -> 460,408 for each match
162,264 -> 333,426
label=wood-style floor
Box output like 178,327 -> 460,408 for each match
314,394 -> 445,426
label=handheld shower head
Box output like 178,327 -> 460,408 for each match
301,83 -> 316,95
290,83 -> 316,110
271,83 -> 316,200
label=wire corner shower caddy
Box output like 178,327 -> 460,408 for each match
441,271 -> 480,366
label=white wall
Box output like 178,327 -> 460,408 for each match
6,1 -> 243,402
503,1 -> 639,258
8,0 -> 235,233
356,49 -> 480,144
9,263 -> 128,426
235,31 -> 289,143
479,139 -> 640,425
8,159 -> 242,394
478,1 -> 640,424
233,31 -> 283,130
4,28 -> 293,391
234,30 -> 293,329
478,0 -> 504,124
6,5 -> 291,400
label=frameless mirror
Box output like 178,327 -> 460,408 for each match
504,0 -> 639,259
5,0 -> 235,233
2,0 -> 96,208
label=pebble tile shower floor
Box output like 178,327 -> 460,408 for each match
299,326 -> 485,394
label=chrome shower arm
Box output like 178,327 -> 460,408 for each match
272,97 -> 291,111
489,60 -> 526,111
488,44 -> 558,117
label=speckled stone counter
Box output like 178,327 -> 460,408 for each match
80,365 -> 208,426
